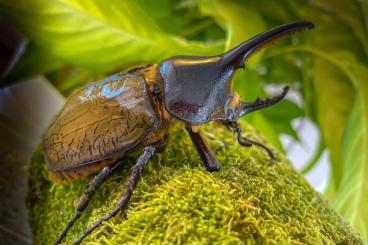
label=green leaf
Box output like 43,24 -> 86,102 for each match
261,99 -> 303,141
313,58 -> 355,188
332,97 -> 368,241
310,0 -> 368,57
199,0 -> 266,63
331,53 -> 368,242
46,66 -> 98,96
0,0 -> 222,73
136,0 -> 225,41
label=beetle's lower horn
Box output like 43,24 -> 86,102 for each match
221,21 -> 314,69
239,86 -> 289,116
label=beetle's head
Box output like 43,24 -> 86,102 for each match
158,21 -> 314,124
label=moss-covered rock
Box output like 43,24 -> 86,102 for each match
28,123 -> 363,244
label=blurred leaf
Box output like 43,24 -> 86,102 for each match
332,97 -> 368,240
249,113 -> 283,150
331,53 -> 368,241
238,0 -> 299,24
0,0 -> 222,73
260,51 -> 312,86
199,0 -> 266,61
313,58 -> 355,189
311,0 -> 368,57
136,0 -> 225,41
261,99 -> 303,140
300,57 -> 316,120
46,66 -> 97,96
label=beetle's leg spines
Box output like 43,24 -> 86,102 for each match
54,161 -> 122,245
187,126 -> 221,172
73,146 -> 157,245
240,86 -> 289,117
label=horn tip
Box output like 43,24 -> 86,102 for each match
282,86 -> 290,96
296,20 -> 315,29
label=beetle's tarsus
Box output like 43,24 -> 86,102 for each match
55,161 -> 122,245
73,146 -> 156,245
235,124 -> 275,165
54,212 -> 81,245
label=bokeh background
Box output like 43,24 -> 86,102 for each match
0,0 -> 367,243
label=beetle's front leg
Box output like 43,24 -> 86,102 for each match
236,126 -> 275,164
226,121 -> 275,165
187,126 -> 221,172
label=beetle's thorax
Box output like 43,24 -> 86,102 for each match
140,62 -> 242,126
158,57 -> 234,124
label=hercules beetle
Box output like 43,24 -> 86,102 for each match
42,21 -> 314,244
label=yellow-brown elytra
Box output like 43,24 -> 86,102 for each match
42,21 -> 314,244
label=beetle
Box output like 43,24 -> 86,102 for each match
43,21 -> 314,244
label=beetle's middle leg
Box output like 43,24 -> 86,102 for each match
55,160 -> 123,245
187,126 -> 221,172
73,145 -> 157,245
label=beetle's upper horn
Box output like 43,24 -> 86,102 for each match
220,21 -> 314,69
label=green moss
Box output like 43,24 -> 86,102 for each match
28,123 -> 363,244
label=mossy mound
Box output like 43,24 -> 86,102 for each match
28,123 -> 363,244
